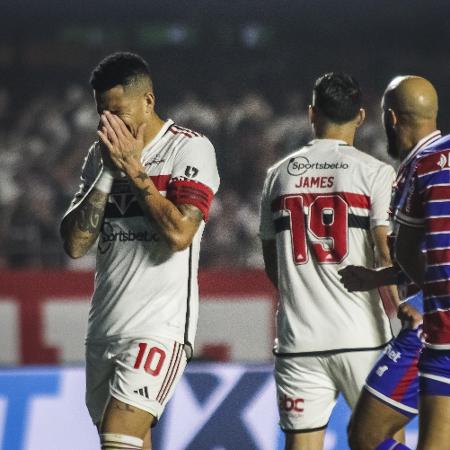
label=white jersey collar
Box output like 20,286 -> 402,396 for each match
308,138 -> 349,147
141,119 -> 174,155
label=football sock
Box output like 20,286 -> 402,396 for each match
374,438 -> 411,450
100,432 -> 143,449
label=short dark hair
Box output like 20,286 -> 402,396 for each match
312,72 -> 362,123
89,52 -> 152,93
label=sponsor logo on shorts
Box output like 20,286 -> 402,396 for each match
279,394 -> 304,413
376,365 -> 389,377
385,343 -> 402,363
287,156 -> 348,176
134,386 -> 150,399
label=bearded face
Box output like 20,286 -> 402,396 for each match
383,109 -> 401,160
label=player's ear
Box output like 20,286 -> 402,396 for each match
308,105 -> 315,125
144,91 -> 155,114
355,108 -> 365,128
384,108 -> 397,129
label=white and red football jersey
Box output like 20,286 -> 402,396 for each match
66,120 -> 220,348
260,139 -> 395,354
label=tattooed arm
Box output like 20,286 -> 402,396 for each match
130,170 -> 203,251
60,188 -> 109,258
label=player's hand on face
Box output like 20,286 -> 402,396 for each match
97,111 -> 146,175
397,303 -> 423,330
338,265 -> 379,291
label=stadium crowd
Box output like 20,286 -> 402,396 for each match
0,81 -> 393,269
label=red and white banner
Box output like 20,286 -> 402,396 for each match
0,270 -> 277,365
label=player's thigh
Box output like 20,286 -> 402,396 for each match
333,349 -> 382,409
85,341 -> 115,426
349,328 -> 422,449
417,348 -> 450,450
285,428 -> 326,450
102,337 -> 187,438
275,355 -> 338,436
417,395 -> 450,450
348,389 -> 409,450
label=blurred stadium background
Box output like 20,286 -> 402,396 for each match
0,0 -> 449,448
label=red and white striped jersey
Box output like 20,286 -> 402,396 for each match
66,120 -> 220,348
260,139 -> 394,354
395,134 -> 450,348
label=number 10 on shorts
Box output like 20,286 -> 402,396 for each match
134,343 -> 166,376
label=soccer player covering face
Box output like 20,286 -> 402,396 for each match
340,76 -> 448,450
259,72 -> 395,450
60,52 -> 219,450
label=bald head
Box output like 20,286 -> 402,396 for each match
383,75 -> 438,123
382,76 -> 439,160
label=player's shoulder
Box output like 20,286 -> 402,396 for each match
415,136 -> 450,177
341,144 -> 392,170
168,122 -> 215,153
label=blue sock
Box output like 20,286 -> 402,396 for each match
374,438 -> 411,450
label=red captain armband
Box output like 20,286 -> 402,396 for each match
167,179 -> 214,221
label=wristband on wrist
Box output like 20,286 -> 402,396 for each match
95,168 -> 114,194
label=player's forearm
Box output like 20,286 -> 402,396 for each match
374,266 -> 400,286
60,189 -> 108,258
129,168 -> 195,252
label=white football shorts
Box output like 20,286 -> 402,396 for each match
86,336 -> 187,425
275,349 -> 382,432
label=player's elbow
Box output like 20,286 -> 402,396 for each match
62,240 -> 87,259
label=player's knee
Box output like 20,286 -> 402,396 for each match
348,424 -> 381,450
100,433 -> 144,450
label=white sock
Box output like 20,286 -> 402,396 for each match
100,433 -> 143,450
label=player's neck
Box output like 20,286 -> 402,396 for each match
314,125 -> 355,146
142,114 -> 166,148
400,122 -> 438,157
410,123 -> 438,149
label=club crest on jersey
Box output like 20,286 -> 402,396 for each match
110,192 -> 136,215
109,181 -> 137,215
438,153 -> 450,169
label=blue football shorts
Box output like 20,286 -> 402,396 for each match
364,326 -> 423,418
419,347 -> 450,397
